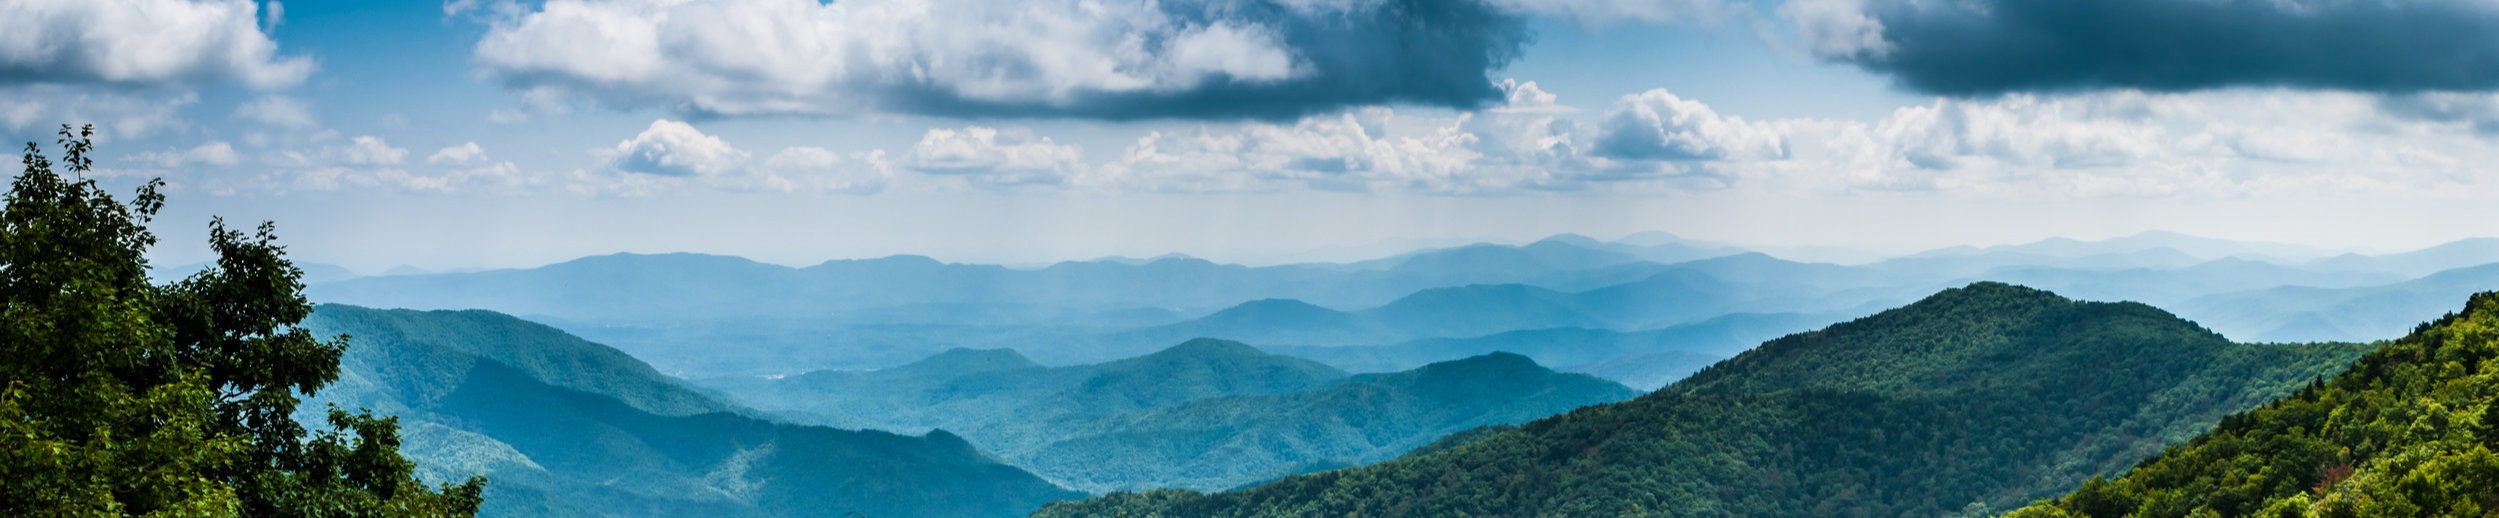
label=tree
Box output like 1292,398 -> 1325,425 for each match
0,125 -> 483,516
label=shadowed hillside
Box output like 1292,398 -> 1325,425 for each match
301,305 -> 1081,517
1036,283 -> 2369,517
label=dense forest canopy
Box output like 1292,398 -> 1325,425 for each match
1035,282 -> 2371,517
0,126 -> 482,516
2008,291 -> 2499,517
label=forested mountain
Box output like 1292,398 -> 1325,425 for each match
997,353 -> 1635,493
697,340 -> 1634,493
1035,283 -> 2370,517
1105,269 -> 1886,358
1262,312 -> 1838,385
300,305 -> 1081,517
702,339 -> 1350,436
2007,291 -> 2499,517
1111,285 -> 1600,350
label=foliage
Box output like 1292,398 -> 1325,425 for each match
0,125 -> 482,516
2008,290 -> 2499,517
1034,282 -> 2369,517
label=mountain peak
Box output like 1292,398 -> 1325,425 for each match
1370,352 -> 1556,387
1919,281 -> 2067,307
1427,351 -> 1542,373
1534,233 -> 1605,247
1203,298 -> 1342,320
1153,338 -> 1269,359
1613,230 -> 1686,247
1674,281 -> 2226,397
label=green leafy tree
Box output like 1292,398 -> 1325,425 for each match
2005,290 -> 2499,517
0,125 -> 483,516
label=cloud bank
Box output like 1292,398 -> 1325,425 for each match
469,0 -> 1534,119
0,0 -> 312,88
1786,0 -> 2499,95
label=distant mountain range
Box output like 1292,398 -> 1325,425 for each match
695,339 -> 1635,493
1263,311 -> 1845,389
301,232 -> 2499,377
2171,262 -> 2499,343
307,236 -> 1716,326
299,305 -> 1081,518
1903,230 -> 2345,263
154,259 -> 362,284
1038,283 -> 2373,517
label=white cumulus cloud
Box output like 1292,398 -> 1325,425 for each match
428,142 -> 488,165
906,126 -> 1083,185
0,0 -> 314,88
1101,108 -> 1496,193
1591,89 -> 1787,162
607,119 -> 749,177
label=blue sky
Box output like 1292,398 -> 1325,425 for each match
6,0 -> 2499,271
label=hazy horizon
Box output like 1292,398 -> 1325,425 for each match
161,225 -> 2466,277
9,1 -> 2494,274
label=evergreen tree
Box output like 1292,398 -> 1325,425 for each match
0,125 -> 483,516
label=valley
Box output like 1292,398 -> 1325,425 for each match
283,231 -> 2499,517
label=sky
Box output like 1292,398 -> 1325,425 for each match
6,0 -> 2499,272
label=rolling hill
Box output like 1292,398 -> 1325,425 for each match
1035,283 -> 2370,517
697,340 -> 1635,493
299,305 -> 1081,517
995,353 -> 1636,493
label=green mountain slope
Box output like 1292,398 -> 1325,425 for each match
995,353 -> 1636,493
300,305 -> 1081,517
705,339 -> 1351,436
1034,283 -> 2369,517
2006,291 -> 2499,517
308,305 -> 732,417
700,341 -> 1633,493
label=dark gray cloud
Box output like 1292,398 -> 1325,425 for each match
475,0 -> 1532,121
1809,0 -> 2499,96
892,0 -> 1533,120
